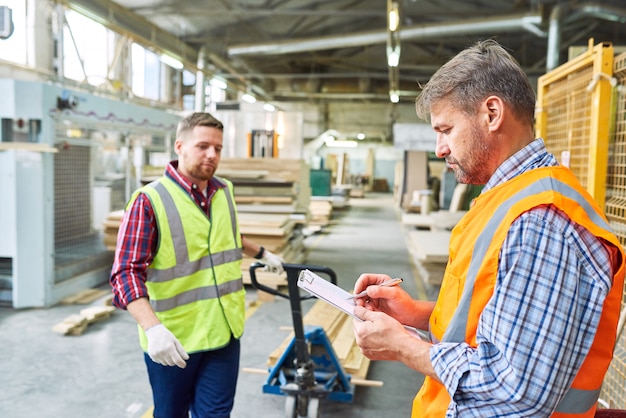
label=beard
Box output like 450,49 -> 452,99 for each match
186,163 -> 216,181
448,123 -> 494,185
177,150 -> 217,183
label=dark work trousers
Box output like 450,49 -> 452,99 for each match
145,337 -> 241,418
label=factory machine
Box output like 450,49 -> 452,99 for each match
0,79 -> 181,308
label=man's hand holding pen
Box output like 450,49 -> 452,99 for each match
352,273 -> 431,330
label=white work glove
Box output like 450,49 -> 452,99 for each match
261,249 -> 284,274
145,324 -> 189,368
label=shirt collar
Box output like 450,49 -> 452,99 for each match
482,138 -> 559,193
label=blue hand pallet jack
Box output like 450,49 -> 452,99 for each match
249,263 -> 356,418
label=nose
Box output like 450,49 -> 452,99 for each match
434,133 -> 450,159
205,146 -> 217,158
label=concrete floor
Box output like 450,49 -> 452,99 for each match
0,193 -> 438,418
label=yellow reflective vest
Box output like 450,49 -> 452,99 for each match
413,166 -> 625,417
129,175 -> 245,353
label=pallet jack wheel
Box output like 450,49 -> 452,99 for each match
306,397 -> 320,418
284,395 -> 320,418
285,395 -> 296,418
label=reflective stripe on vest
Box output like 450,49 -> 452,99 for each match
146,180 -> 242,313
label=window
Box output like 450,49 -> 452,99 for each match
63,10 -> 109,85
131,42 -> 161,100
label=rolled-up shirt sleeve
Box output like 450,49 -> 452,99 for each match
429,206 -> 613,417
109,193 -> 157,309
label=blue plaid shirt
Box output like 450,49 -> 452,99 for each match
430,138 -> 614,417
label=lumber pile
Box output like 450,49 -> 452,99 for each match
218,158 -> 312,287
52,306 -> 116,336
267,300 -> 370,380
406,230 -> 449,286
102,210 -> 124,251
217,158 -> 311,214
308,198 -> 333,229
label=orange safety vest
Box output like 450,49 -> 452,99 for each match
412,166 -> 625,417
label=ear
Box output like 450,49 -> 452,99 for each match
483,95 -> 504,132
174,138 -> 182,155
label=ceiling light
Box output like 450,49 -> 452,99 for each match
387,49 -> 400,67
357,133 -> 365,140
209,77 -> 227,90
242,93 -> 256,103
388,2 -> 400,32
390,91 -> 400,103
263,103 -> 276,112
160,54 -> 183,70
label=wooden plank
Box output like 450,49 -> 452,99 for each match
240,235 -> 289,252
402,211 -> 466,231
238,213 -> 291,227
52,314 -> 89,335
343,344 -> 371,379
216,169 -> 268,179
332,315 -> 358,360
60,289 -> 110,305
407,230 -> 450,263
0,142 -> 58,153
241,367 -> 383,387
79,306 -> 116,323
236,204 -> 298,214
239,223 -> 294,237
235,196 -> 293,204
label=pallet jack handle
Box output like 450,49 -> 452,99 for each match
249,263 -> 338,367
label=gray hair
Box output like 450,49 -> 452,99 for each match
415,39 -> 535,127
176,112 -> 224,138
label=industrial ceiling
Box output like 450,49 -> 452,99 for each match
72,0 -> 626,104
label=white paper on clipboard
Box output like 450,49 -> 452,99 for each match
297,269 -> 431,342
297,269 -> 359,320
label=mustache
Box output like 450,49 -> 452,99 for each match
445,156 -> 458,166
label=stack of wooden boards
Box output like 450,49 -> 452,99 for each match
103,210 -> 124,251
308,199 -> 333,230
217,158 -> 312,288
53,288 -> 115,336
267,300 -> 371,381
406,230 -> 449,286
52,306 -> 116,335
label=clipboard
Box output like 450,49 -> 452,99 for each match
297,269 -> 431,342
297,269 -> 360,320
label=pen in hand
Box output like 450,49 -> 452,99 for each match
348,277 -> 403,299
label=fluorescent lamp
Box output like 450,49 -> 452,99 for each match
263,103 -> 276,112
387,49 -> 400,67
326,140 -> 358,148
160,54 -> 184,70
242,93 -> 256,103
388,3 -> 399,31
209,77 -> 227,90
357,133 -> 365,140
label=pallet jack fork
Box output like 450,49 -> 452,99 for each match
249,263 -> 356,418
